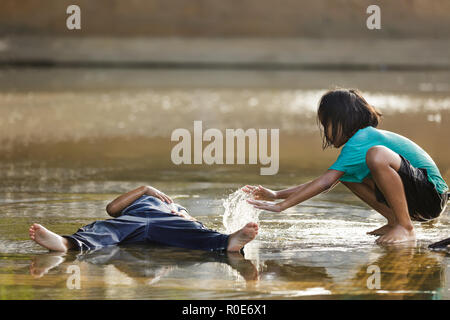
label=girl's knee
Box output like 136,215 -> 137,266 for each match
365,145 -> 392,169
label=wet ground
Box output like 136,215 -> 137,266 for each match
0,68 -> 449,299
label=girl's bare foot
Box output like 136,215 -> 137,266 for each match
29,223 -> 70,252
227,222 -> 258,252
375,224 -> 416,244
367,224 -> 395,236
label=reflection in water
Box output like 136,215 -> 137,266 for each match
75,245 -> 259,283
29,252 -> 65,278
27,245 -> 259,298
24,244 -> 448,299
350,246 -> 446,299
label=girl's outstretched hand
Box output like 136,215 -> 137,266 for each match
247,199 -> 283,212
145,186 -> 173,204
242,185 -> 278,201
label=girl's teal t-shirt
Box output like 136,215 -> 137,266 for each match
329,126 -> 448,194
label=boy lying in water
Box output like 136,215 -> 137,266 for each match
29,185 -> 258,253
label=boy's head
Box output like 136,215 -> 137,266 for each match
317,88 -> 382,148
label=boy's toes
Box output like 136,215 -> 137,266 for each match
247,222 -> 258,229
29,224 -> 41,240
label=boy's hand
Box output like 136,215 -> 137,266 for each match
247,199 -> 283,212
170,207 -> 197,221
242,185 -> 278,201
145,186 -> 173,204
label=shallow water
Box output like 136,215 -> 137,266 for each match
0,68 -> 449,299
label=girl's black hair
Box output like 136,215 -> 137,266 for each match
317,88 -> 382,149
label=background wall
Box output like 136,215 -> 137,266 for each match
1,0 -> 449,38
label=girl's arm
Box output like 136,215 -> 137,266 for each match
242,183 -> 309,200
247,170 -> 343,212
106,185 -> 173,218
275,182 -> 311,199
243,182 -> 314,200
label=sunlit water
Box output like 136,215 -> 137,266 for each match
0,68 -> 449,299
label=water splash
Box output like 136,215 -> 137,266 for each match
222,188 -> 261,233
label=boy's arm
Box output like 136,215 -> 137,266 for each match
248,170 -> 343,212
106,185 -> 173,218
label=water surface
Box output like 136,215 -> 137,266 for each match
0,68 -> 449,299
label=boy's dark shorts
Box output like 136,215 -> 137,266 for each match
374,154 -> 448,222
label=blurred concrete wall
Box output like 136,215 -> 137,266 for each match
1,0 -> 449,38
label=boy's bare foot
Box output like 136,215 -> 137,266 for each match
375,224 -> 416,244
227,222 -> 258,252
367,224 -> 394,236
29,223 -> 70,252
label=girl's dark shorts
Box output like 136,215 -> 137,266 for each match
374,154 -> 448,222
